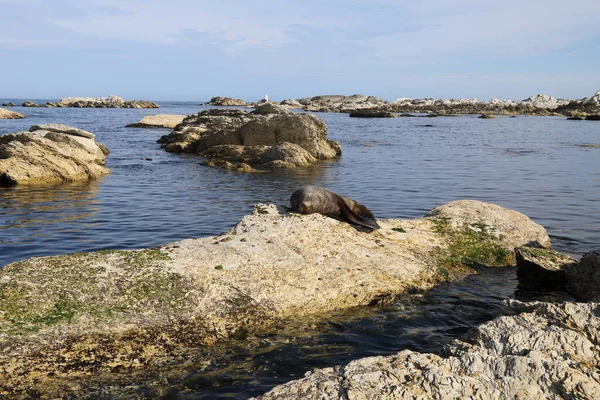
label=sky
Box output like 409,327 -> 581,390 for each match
1,0 -> 599,101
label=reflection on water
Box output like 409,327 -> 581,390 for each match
1,106 -> 599,265
72,266 -> 572,399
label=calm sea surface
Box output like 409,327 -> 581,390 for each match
0,100 -> 597,397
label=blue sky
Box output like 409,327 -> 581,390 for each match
1,0 -> 599,101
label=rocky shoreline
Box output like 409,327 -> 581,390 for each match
0,200 -> 550,398
3,95 -> 159,109
206,90 -> 600,118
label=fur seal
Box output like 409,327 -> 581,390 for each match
287,186 -> 381,232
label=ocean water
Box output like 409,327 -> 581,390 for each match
1,102 -> 598,266
0,101 -> 597,397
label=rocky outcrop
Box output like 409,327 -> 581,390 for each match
255,300 -> 600,400
520,94 -> 569,109
348,108 -> 396,118
1,102 -> 16,107
478,113 -> 495,119
42,95 -> 159,108
207,96 -> 247,106
0,124 -> 109,186
157,108 -> 341,171
125,114 -> 186,128
22,101 -> 40,107
296,94 -> 389,113
585,115 -> 600,121
0,108 -> 25,119
0,200 -> 549,397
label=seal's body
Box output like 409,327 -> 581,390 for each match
288,186 -> 380,232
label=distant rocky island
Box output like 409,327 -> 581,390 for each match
4,95 -> 159,109
209,90 -> 600,118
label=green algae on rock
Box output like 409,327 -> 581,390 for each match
0,200 -> 551,398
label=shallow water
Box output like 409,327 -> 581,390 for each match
0,101 -> 597,397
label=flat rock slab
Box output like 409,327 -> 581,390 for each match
29,123 -> 95,139
125,114 -> 186,129
0,107 -> 25,119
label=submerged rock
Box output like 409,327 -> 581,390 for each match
348,108 -> 396,118
0,107 -> 25,119
125,114 -> 186,128
0,200 -> 549,396
478,113 -> 495,119
0,124 -> 109,186
255,300 -> 600,400
157,108 -> 341,171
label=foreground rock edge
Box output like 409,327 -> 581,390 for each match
0,200 -> 550,396
254,300 -> 600,400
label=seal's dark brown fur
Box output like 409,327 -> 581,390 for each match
288,186 -> 380,232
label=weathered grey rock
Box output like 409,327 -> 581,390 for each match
251,103 -> 289,115
47,95 -> 159,108
207,96 -> 247,106
0,200 -> 550,396
125,114 -> 186,129
280,99 -> 303,108
255,300 -> 600,400
298,94 -> 389,112
0,108 -> 25,119
516,246 -> 577,284
348,109 -> 396,118
21,101 -> 40,107
425,200 -> 551,250
1,102 -> 16,107
0,125 -> 109,186
29,123 -> 95,139
158,108 -> 341,170
520,94 -> 569,109
567,251 -> 600,302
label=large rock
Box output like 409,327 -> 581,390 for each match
0,200 -> 550,396
0,108 -> 25,119
566,251 -> 600,302
425,200 -> 551,250
207,96 -> 247,106
44,95 -> 159,108
0,124 -> 109,186
255,301 -> 600,400
125,114 -> 186,128
157,108 -> 341,170
298,94 -> 389,112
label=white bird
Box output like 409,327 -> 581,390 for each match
265,95 -> 269,102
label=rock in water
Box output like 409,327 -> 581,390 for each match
207,96 -> 247,106
0,124 -> 109,186
0,107 -> 25,119
157,108 -> 341,171
125,114 -> 186,128
348,108 -> 396,118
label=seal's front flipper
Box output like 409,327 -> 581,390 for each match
338,200 -> 380,231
